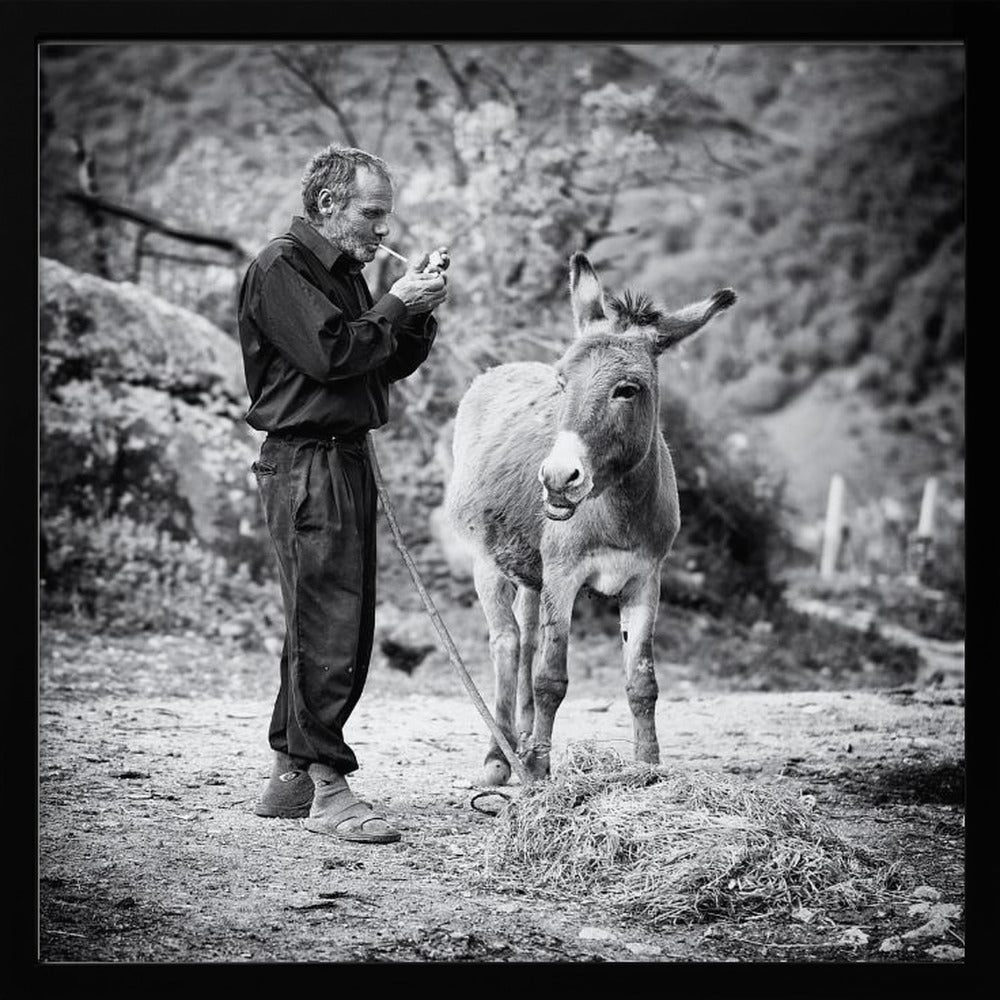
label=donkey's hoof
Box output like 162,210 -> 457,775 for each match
483,759 -> 511,786
636,742 -> 661,765
523,749 -> 551,780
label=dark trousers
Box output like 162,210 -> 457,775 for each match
253,433 -> 377,775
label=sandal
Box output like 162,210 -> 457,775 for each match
302,799 -> 401,844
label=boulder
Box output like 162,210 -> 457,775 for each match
39,256 -> 266,566
40,257 -> 245,398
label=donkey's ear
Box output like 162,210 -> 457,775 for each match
569,252 -> 607,335
652,287 -> 737,354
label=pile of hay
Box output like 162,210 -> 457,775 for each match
481,743 -> 900,926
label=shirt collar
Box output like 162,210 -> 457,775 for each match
288,216 -> 365,274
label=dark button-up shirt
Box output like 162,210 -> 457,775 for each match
237,216 -> 437,438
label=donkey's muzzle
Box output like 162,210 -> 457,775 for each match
543,495 -> 578,521
540,479 -> 589,520
538,431 -> 594,521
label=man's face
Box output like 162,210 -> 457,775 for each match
318,167 -> 394,264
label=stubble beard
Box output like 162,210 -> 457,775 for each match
322,218 -> 377,264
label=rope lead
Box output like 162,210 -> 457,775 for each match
366,432 -> 534,787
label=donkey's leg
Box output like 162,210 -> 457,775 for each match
619,571 -> 662,765
526,585 -> 575,779
473,557 -> 520,786
513,586 -> 540,755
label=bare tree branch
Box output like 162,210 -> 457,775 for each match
698,136 -> 750,178
139,248 -> 236,268
130,227 -> 147,282
432,44 -> 474,110
72,135 -> 112,279
479,62 -> 521,110
64,191 -> 250,259
271,47 -> 360,147
373,46 -> 410,154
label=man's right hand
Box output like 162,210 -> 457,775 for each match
388,268 -> 448,316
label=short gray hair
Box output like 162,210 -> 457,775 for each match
300,145 -> 392,222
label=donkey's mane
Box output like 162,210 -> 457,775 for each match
607,290 -> 662,331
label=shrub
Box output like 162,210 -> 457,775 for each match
41,510 -> 280,639
661,394 -> 791,615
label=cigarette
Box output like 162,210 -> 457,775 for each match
377,244 -> 408,264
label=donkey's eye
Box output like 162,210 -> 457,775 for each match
613,383 -> 641,400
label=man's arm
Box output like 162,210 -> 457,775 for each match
382,313 -> 438,383
379,253 -> 447,382
251,256 -> 405,382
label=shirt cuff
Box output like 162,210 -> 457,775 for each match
372,293 -> 409,327
395,310 -> 437,342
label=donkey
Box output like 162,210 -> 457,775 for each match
445,252 -> 736,784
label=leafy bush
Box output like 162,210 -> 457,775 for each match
661,394 -> 791,616
41,511 -> 281,640
758,607 -> 922,688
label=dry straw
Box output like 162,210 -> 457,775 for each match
480,743 -> 901,926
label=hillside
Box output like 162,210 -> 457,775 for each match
39,41 -> 966,620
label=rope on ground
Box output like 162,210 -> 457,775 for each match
366,432 -> 534,787
470,789 -> 515,816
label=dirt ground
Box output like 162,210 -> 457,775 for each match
37,611 -> 965,967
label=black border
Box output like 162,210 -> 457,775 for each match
4,1 -> 979,43
16,0 -> 990,986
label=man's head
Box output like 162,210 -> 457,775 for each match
301,145 -> 394,264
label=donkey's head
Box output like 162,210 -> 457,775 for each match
538,252 -> 736,521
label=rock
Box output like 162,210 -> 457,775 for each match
902,904 -> 962,941
791,906 -> 816,923
926,944 -> 964,961
40,257 -> 267,562
837,927 -> 870,947
879,936 -> 903,953
374,606 -> 439,675
911,885 -> 942,901
579,926 -> 616,941
40,257 -> 243,395
624,941 -> 663,956
379,637 -> 436,675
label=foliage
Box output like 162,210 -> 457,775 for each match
761,606 -> 922,684
41,511 -> 280,639
688,90 -> 964,414
40,372 -> 277,632
787,572 -> 964,644
661,392 -> 791,614
39,258 -> 277,637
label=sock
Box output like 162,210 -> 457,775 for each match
307,763 -> 357,815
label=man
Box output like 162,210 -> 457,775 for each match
237,146 -> 448,844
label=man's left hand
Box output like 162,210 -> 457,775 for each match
411,246 -> 450,275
